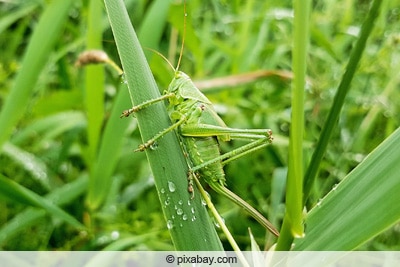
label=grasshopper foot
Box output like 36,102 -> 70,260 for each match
133,141 -> 158,152
120,106 -> 141,118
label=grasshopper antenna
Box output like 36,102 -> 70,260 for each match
144,0 -> 186,73
145,47 -> 176,72
175,0 -> 187,72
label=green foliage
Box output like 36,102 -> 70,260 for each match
0,0 -> 399,251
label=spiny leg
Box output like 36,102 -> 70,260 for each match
190,136 -> 272,173
134,102 -> 204,152
181,124 -> 273,142
134,114 -> 187,152
186,138 -> 279,236
120,93 -> 175,118
207,177 -> 280,237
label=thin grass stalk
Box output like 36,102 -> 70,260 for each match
84,0 -> 105,164
275,0 -> 310,250
303,0 -> 383,203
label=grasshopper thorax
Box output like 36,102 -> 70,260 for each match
168,71 -> 212,105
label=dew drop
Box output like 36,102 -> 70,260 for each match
166,220 -> 173,230
164,198 -> 170,206
182,214 -> 188,221
191,207 -> 195,214
187,200 -> 191,206
168,181 -> 176,192
121,74 -> 127,84
177,208 -> 183,215
201,197 -> 207,206
178,200 -> 183,205
332,184 -> 338,191
160,188 -> 165,194
179,223 -> 183,228
215,217 -> 225,228
149,142 -> 158,150
191,216 -> 197,222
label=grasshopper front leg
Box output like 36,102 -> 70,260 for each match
128,101 -> 204,152
120,92 -> 187,151
120,93 -> 175,118
134,115 -> 187,152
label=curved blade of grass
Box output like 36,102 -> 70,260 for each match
138,0 -> 171,51
0,0 -> 73,150
2,142 -> 51,190
86,0 -> 170,210
0,174 -> 85,230
294,127 -> 400,250
103,0 -> 223,250
303,0 -> 383,202
0,2 -> 38,34
11,111 -> 86,145
0,175 -> 88,246
86,84 -> 131,209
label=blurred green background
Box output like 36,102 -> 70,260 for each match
0,0 -> 399,250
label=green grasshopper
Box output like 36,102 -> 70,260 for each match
121,6 -> 279,238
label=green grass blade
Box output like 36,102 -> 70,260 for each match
11,111 -> 86,145
86,84 -> 131,209
303,0 -> 383,201
2,142 -> 51,190
0,175 -> 88,246
0,2 -> 38,34
294,127 -> 400,250
84,0 -> 105,164
276,0 -> 310,250
138,0 -> 171,51
0,0 -> 73,150
287,0 -> 310,235
86,0 -> 170,211
103,0 -> 223,250
0,174 -> 85,230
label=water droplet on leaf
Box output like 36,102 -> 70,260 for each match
168,181 -> 176,192
150,142 -> 158,150
166,220 -> 173,230
177,208 -> 183,215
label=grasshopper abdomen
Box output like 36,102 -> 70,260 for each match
185,136 -> 226,187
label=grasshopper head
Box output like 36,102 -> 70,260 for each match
167,71 -> 189,94
167,71 -> 212,105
